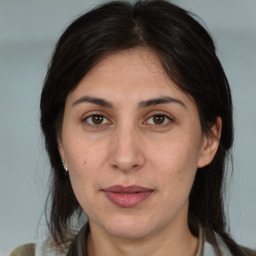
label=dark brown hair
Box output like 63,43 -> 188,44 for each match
40,0 -> 243,255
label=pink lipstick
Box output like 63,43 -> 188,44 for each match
102,185 -> 153,207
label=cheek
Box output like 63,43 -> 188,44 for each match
62,139 -> 106,204
150,134 -> 201,192
153,137 -> 201,173
64,135 -> 105,170
66,142 -> 105,209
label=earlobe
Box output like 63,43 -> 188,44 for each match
197,117 -> 222,168
58,139 -> 69,173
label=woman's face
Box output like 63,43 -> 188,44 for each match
58,48 -> 219,240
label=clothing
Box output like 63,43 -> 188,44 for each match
9,224 -> 256,256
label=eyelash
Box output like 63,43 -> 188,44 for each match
82,113 -> 173,129
82,114 -> 111,129
144,114 -> 173,127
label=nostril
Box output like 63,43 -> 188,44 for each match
109,140 -> 145,172
111,163 -> 140,172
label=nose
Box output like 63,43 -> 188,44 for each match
109,124 -> 145,172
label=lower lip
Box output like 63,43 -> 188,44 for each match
104,191 -> 152,207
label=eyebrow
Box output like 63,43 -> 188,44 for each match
72,96 -> 186,109
138,96 -> 186,109
72,96 -> 113,108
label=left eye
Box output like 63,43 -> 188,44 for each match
85,114 -> 110,125
146,114 -> 171,125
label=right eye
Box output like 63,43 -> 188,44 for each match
84,114 -> 110,126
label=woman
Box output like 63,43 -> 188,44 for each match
10,0 -> 256,255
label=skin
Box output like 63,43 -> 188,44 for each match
58,48 -> 221,256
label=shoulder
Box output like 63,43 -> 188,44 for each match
204,240 -> 256,256
239,246 -> 256,256
204,230 -> 256,256
9,243 -> 35,256
215,234 -> 256,256
9,239 -> 67,256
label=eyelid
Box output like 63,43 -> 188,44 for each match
81,110 -> 174,130
81,110 -> 110,121
143,111 -> 174,127
81,111 -> 112,129
86,115 -> 109,124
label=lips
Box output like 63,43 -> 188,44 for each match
102,185 -> 153,208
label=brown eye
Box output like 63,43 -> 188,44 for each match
146,114 -> 172,126
91,115 -> 104,124
153,114 -> 166,124
85,114 -> 109,126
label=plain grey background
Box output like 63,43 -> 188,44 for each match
0,0 -> 255,253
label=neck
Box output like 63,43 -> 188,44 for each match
87,218 -> 198,256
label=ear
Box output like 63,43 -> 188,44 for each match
57,135 -> 66,162
197,117 -> 222,168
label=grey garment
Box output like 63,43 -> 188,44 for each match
204,241 -> 232,256
33,225 -> 232,256
195,226 -> 232,256
35,239 -> 66,256
195,225 -> 232,256
11,224 -> 256,256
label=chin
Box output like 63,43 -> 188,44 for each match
109,226 -> 152,240
101,215 -> 157,240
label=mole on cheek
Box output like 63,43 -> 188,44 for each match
83,161 -> 87,165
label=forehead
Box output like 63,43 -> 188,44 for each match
80,48 -> 167,89
68,48 -> 192,106
92,48 -> 163,72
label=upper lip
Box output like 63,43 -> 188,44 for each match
102,185 -> 154,193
